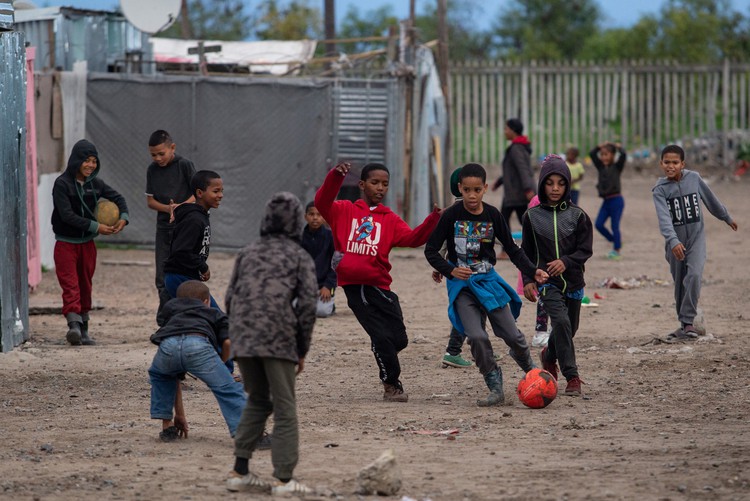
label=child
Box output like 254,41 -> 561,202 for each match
590,142 -> 626,259
148,280 -> 246,440
565,147 -> 585,205
52,139 -> 129,346
652,145 -> 738,339
225,192 -> 317,496
491,118 -> 536,230
145,130 -> 196,319
315,162 -> 441,402
425,163 -> 548,407
163,170 -> 223,310
519,195 -> 551,349
301,202 -> 337,318
521,155 -> 593,396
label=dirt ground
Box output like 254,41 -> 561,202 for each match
2,170 -> 749,501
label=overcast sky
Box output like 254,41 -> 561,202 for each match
29,0 -> 750,31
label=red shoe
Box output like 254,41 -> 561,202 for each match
539,347 -> 558,381
564,376 -> 584,396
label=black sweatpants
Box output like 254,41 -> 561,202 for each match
343,284 -> 408,387
540,286 -> 581,380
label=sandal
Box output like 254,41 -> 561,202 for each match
159,425 -> 180,442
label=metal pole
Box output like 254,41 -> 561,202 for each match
437,0 -> 452,205
324,0 -> 336,58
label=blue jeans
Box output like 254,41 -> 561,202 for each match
149,335 -> 246,436
164,272 -> 233,373
595,195 -> 624,250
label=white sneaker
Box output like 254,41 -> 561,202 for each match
272,478 -> 313,496
531,330 -> 550,348
226,471 -> 271,493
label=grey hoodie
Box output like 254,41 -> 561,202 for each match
225,192 -> 317,363
652,169 -> 733,253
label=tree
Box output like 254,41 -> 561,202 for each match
578,18 -> 660,61
338,5 -> 399,54
414,0 -> 494,60
156,0 -> 251,41
253,0 -> 322,40
493,0 -> 601,60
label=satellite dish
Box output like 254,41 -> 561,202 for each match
120,0 -> 181,34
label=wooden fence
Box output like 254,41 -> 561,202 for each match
450,60 -> 750,168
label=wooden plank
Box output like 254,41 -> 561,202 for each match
572,62 -> 580,150
488,67 -> 497,165
472,61 -> 479,161
481,70 -> 489,164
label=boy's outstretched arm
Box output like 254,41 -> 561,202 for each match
424,213 -> 455,278
314,162 -> 350,222
174,382 -> 188,438
393,204 -> 442,248
698,176 -> 736,229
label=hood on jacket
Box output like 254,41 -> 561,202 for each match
66,139 -> 100,182
260,192 -> 304,240
538,154 -> 572,205
511,135 -> 532,153
173,201 -> 208,222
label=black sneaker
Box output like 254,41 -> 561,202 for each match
159,425 -> 180,442
255,432 -> 272,451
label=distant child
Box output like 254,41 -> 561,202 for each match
521,155 -> 593,396
301,202 -> 337,318
652,145 -> 738,339
315,162 -> 441,402
225,192 -> 317,496
145,130 -> 196,319
52,139 -> 129,346
425,163 -> 548,407
565,147 -> 585,205
590,142 -> 626,259
148,280 -> 246,441
163,170 -> 223,310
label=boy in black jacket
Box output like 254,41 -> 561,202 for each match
163,170 -> 223,310
145,130 -> 196,319
52,139 -> 129,345
521,155 -> 593,396
149,280 -> 246,440
300,202 -> 337,317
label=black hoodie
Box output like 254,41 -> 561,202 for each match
51,139 -> 129,243
521,155 -> 593,292
152,297 -> 228,352
163,202 -> 210,279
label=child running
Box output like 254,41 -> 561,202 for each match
225,192 -> 317,496
521,155 -> 593,396
652,145 -> 738,339
425,163 -> 548,406
52,139 -> 129,346
590,142 -> 626,259
315,162 -> 441,402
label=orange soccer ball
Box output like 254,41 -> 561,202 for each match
517,368 -> 558,409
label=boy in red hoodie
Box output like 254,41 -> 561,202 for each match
315,162 -> 441,402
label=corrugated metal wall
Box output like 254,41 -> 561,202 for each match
0,31 -> 30,352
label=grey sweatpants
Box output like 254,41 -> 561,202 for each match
667,241 -> 705,326
234,357 -> 299,481
454,289 -> 532,376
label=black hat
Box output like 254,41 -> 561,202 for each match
449,168 -> 462,198
506,118 -> 523,136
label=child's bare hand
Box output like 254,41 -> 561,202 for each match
174,415 -> 189,438
111,220 -> 126,234
319,287 -> 332,302
546,259 -> 566,276
334,162 -> 351,175
450,266 -> 473,281
97,224 -> 115,235
431,270 -> 443,284
729,220 -> 738,231
200,268 -> 211,281
297,358 -> 305,375
169,199 -> 177,223
671,243 -> 686,261
534,269 -> 549,284
523,282 -> 538,302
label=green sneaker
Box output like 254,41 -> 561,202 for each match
442,353 -> 472,368
607,250 -> 621,260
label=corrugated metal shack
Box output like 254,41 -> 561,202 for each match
14,6 -> 151,72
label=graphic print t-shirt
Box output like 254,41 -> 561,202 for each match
666,192 -> 701,226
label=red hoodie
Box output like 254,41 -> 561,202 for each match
315,168 -> 441,290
